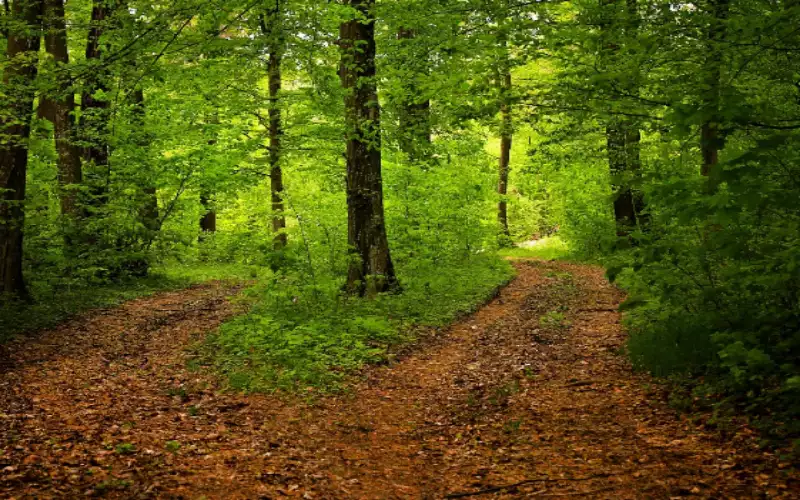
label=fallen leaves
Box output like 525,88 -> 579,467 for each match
0,265 -> 797,498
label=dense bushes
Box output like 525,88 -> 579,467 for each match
610,135 -> 800,441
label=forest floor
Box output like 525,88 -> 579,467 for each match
1,260 -> 797,498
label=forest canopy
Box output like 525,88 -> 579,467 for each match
2,0 -> 799,442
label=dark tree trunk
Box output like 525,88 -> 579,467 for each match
601,0 -> 645,234
261,4 -> 287,251
0,0 -> 44,298
1,0 -> 10,38
497,47 -> 512,243
42,0 -> 83,219
606,121 -> 643,232
340,0 -> 397,297
199,194 -> 217,234
81,0 -> 113,204
199,113 -> 218,238
700,0 -> 730,177
396,27 -> 431,161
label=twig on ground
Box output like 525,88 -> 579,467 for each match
539,485 -> 617,497
564,380 -> 596,387
444,474 -> 613,498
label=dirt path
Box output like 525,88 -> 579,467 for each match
1,262 -> 796,498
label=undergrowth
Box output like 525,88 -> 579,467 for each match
207,255 -> 515,392
0,262 -> 254,341
498,237 -> 573,261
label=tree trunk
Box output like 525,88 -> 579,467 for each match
606,121 -> 643,232
396,27 -> 431,161
81,0 -> 113,204
132,88 -> 159,239
340,0 -> 398,297
497,47 -> 512,243
199,194 -> 216,233
0,0 -> 44,298
601,0 -> 645,234
261,4 -> 287,251
42,0 -> 83,219
700,0 -> 730,177
199,113 -> 218,238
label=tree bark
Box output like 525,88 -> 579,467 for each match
0,0 -> 44,298
606,121 -> 643,231
396,27 -> 431,161
41,0 -> 83,219
700,0 -> 730,177
497,44 -> 512,243
601,0 -> 645,234
132,88 -> 159,235
199,194 -> 216,233
340,0 -> 398,297
199,113 -> 218,237
81,0 -> 113,203
261,4 -> 287,251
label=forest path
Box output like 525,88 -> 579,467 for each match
1,261 -> 795,498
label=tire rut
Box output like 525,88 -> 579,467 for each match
0,264 -> 796,499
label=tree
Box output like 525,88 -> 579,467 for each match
0,0 -> 43,298
599,0 -> 645,234
81,0 -> 117,206
497,27 -> 512,243
260,1 -> 288,250
339,0 -> 397,296
40,0 -> 83,220
699,0 -> 730,177
132,88 -> 159,234
200,113 -> 219,237
395,26 -> 431,161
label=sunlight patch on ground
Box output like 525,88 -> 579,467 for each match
499,236 -> 571,261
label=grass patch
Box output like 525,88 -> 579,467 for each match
0,262 -> 252,342
498,236 -> 572,261
209,255 -> 515,392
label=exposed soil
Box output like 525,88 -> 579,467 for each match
1,262 -> 797,498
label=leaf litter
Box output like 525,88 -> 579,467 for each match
1,263 -> 797,498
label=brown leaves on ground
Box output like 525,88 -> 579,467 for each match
1,262 -> 797,498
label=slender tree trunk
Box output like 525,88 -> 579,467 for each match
340,0 -> 397,297
81,0 -> 113,204
41,0 -> 83,219
606,121 -> 642,231
199,194 -> 216,233
497,47 -> 512,243
199,114 -> 218,238
132,88 -> 159,236
261,4 -> 287,250
0,0 -> 44,298
601,0 -> 645,234
125,89 -> 157,277
700,0 -> 730,177
1,0 -> 10,38
396,27 -> 431,161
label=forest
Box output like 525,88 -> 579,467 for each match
1,0 -> 799,497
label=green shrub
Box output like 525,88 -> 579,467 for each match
209,255 -> 514,392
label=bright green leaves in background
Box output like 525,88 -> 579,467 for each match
2,0 -> 800,445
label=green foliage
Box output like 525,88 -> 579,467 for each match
209,256 -> 513,392
3,0 -> 798,448
616,139 -> 800,438
114,443 -> 136,455
540,310 -> 569,330
0,262 -> 251,341
165,440 -> 182,453
498,237 -> 572,261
